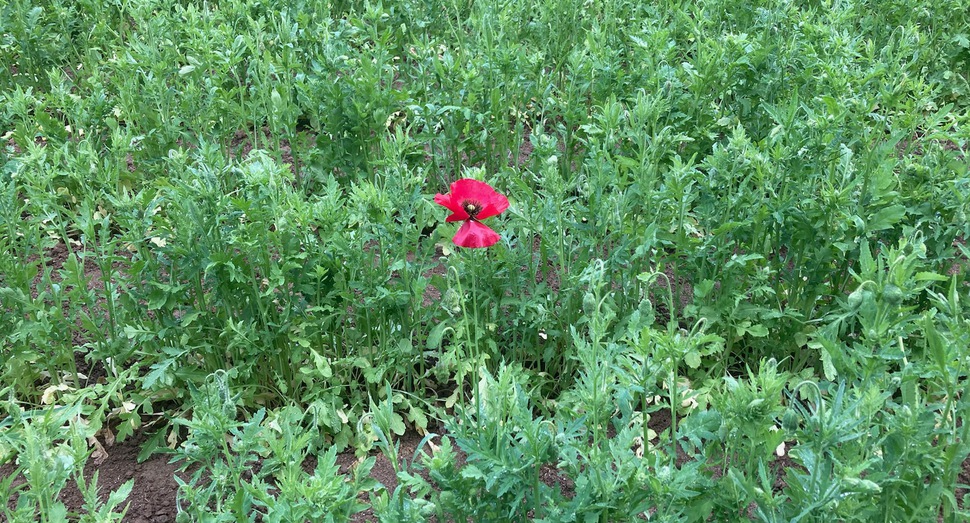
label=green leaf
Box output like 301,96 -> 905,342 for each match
684,351 -> 701,369
745,323 -> 769,337
427,321 -> 449,350
136,429 -> 169,463
810,338 -> 839,381
859,239 -> 875,277
179,310 -> 201,327
866,204 -> 906,232
389,412 -> 406,436
461,464 -> 485,480
147,290 -> 167,310
923,315 -> 948,371
841,476 -> 881,494
310,349 -> 333,378
407,405 -> 428,433
693,279 -> 716,299
142,358 -> 177,389
820,349 -> 837,381
47,502 -> 68,522
106,479 -> 135,506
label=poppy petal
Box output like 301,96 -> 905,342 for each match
442,178 -> 509,220
434,192 -> 469,222
453,220 -> 501,248
475,190 -> 509,220
447,179 -> 493,201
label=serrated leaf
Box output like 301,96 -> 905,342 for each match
819,342 -> 838,381
137,429 -> 168,463
684,351 -> 701,368
677,409 -> 722,451
310,349 -> 333,378
143,354 -> 181,389
147,290 -> 167,310
123,325 -> 147,339
115,415 -> 136,442
842,477 -> 881,493
867,204 -> 906,232
389,412 -> 406,436
461,464 -> 485,480
180,311 -> 201,327
364,366 -> 383,384
745,323 -> 769,337
427,321 -> 448,349
407,405 -> 428,434
48,502 -> 68,521
445,389 -> 460,409
859,239 -> 875,277
107,479 -> 135,505
923,315 -> 948,371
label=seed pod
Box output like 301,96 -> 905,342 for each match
861,289 -> 875,307
881,284 -> 903,306
782,409 -> 801,432
637,298 -> 655,324
847,288 -> 864,310
582,292 -> 597,316
441,288 -> 462,316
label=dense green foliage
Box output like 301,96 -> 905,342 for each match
1,0 -> 968,520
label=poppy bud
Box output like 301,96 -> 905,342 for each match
582,292 -> 597,316
441,288 -> 462,315
847,288 -> 864,310
782,409 -> 800,433
881,284 -> 903,305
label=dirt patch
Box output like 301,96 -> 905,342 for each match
70,437 -> 183,523
517,131 -> 535,167
958,455 -> 970,512
539,462 -> 576,499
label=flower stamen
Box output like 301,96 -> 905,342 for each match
462,200 -> 482,219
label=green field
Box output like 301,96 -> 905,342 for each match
2,0 -> 969,520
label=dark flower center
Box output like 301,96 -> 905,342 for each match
462,199 -> 483,219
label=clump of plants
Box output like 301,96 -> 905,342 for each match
1,0 -> 968,520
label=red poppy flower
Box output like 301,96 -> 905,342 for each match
434,178 -> 509,248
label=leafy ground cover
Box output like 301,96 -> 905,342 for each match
2,0 -> 969,520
